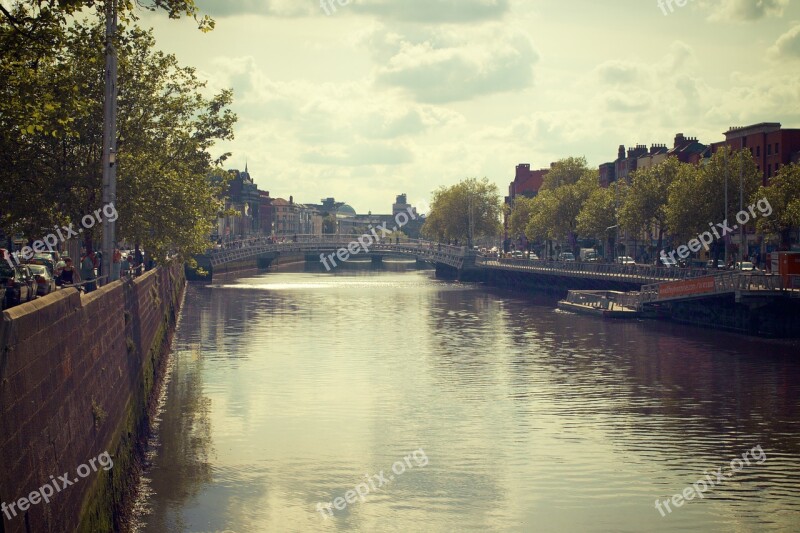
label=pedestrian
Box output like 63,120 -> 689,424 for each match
111,247 -> 122,281
60,257 -> 80,287
120,254 -> 130,278
80,250 -> 96,292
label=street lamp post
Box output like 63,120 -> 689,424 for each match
101,0 -> 119,285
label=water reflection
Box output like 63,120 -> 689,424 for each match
135,266 -> 800,532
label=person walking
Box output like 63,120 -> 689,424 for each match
80,250 -> 96,292
60,257 -> 80,287
111,247 -> 122,281
120,254 -> 130,278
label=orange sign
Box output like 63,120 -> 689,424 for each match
658,276 -> 716,299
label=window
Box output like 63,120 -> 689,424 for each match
768,164 -> 772,177
756,146 -> 760,157
776,142 -> 780,154
767,144 -> 772,155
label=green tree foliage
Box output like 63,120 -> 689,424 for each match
508,196 -> 535,238
753,163 -> 800,248
540,156 -> 590,190
666,147 -> 761,243
619,157 -> 684,251
421,178 -> 502,243
524,188 -> 558,242
524,159 -> 598,252
576,181 -> 626,243
0,18 -> 235,261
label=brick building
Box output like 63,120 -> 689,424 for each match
712,122 -> 800,185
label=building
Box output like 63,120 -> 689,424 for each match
598,134 -> 706,187
392,193 -> 417,218
668,133 -> 706,165
217,166 -> 261,239
507,164 -> 549,205
712,122 -> 800,185
271,197 -> 301,236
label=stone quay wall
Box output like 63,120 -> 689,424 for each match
0,263 -> 185,532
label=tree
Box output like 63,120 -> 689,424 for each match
421,178 -> 502,244
0,21 -> 236,261
666,147 -> 760,260
524,158 -> 598,257
753,163 -> 800,249
619,157 -> 683,252
508,196 -> 535,239
540,156 -> 590,190
577,181 -> 626,256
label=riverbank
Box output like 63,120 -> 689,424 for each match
0,263 -> 185,532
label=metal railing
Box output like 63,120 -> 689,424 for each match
564,290 -> 639,311
476,256 -> 713,283
639,271 -> 792,305
208,235 -> 472,269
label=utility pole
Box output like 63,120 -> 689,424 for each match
101,0 -> 119,285
739,139 -> 745,262
724,148 -> 729,264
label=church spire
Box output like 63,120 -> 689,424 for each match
245,160 -> 248,174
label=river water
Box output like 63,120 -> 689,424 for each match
134,262 -> 800,532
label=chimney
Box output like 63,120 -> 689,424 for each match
618,145 -> 625,160
674,133 -> 685,148
289,195 -> 293,204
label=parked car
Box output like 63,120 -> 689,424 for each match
660,256 -> 678,268
1,264 -> 36,307
558,252 -> 576,262
28,264 -> 56,296
734,261 -> 757,272
616,256 -> 636,265
511,250 -> 524,259
27,254 -> 56,276
529,252 -> 540,260
706,259 -> 726,269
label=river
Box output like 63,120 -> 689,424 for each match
133,262 -> 800,532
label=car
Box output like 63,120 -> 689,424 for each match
1,264 -> 36,307
27,254 -> 57,276
511,250 -> 524,259
616,256 -> 636,265
35,250 -> 60,263
706,259 -> 726,269
558,252 -> 576,262
529,252 -> 540,260
28,264 -> 56,295
734,261 -> 757,272
660,256 -> 678,268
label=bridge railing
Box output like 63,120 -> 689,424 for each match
207,235 -> 474,267
476,256 -> 713,281
639,271 -> 789,305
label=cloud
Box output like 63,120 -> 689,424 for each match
366,24 -> 538,103
768,24 -> 800,60
594,61 -> 644,86
194,0 -> 313,17
704,0 -> 788,21
352,0 -> 510,23
194,0 -> 509,22
302,143 -> 414,166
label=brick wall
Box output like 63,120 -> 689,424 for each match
0,263 -> 185,532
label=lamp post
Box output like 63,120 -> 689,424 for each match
101,0 -> 119,285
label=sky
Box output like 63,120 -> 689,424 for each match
139,0 -> 800,215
